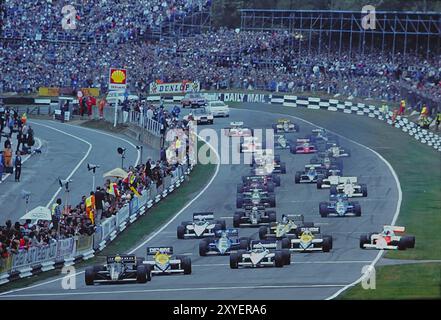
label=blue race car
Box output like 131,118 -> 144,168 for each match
199,229 -> 250,256
319,194 -> 361,217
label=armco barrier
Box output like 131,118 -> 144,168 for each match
0,163 -> 193,284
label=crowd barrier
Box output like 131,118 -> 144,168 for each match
0,163 -> 193,285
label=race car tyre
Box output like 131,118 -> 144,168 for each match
272,175 -> 281,186
303,222 -> 314,228
295,172 -> 301,184
346,149 -> 351,157
199,240 -> 209,256
237,183 -> 244,193
181,221 -> 191,226
233,213 -> 243,228
272,124 -> 277,132
398,237 -> 408,250
215,220 -> 227,230
145,265 -> 152,281
268,194 -> 276,207
136,257 -> 144,266
274,155 -> 281,163
403,236 -> 416,248
136,265 -> 148,283
209,120 -> 214,124
282,250 -> 291,265
274,251 -> 284,268
213,224 -> 223,234
319,202 -> 329,217
317,178 -> 323,189
290,145 -> 297,154
236,195 -> 244,208
85,266 -> 95,286
239,239 -> 250,250
181,256 -> 192,274
295,125 -> 300,132
353,203 -> 362,216
279,162 -> 286,174
281,238 -> 291,249
258,226 -> 268,240
177,225 -> 186,239
268,211 -> 277,223
93,265 -> 105,272
359,234 -> 369,249
267,182 -> 275,192
330,186 -> 337,195
361,184 -> 368,197
323,236 -> 333,252
230,253 -> 239,269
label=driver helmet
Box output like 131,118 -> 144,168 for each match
281,214 -> 288,224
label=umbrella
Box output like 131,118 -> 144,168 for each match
20,206 -> 52,222
103,168 -> 128,179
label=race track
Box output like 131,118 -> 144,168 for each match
0,120 -> 142,226
0,107 -> 400,300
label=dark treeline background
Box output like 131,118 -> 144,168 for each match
211,0 -> 441,27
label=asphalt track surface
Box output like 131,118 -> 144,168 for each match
0,120 -> 145,225
0,108 -> 399,300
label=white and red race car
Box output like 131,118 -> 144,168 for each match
290,139 -> 317,154
240,136 -> 263,153
360,226 -> 415,250
224,122 -> 253,137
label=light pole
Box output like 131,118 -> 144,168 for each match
136,145 -> 143,164
21,190 -> 31,214
117,147 -> 126,169
58,178 -> 72,236
87,164 -> 100,191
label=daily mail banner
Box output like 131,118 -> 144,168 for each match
149,81 -> 200,94
220,93 -> 270,104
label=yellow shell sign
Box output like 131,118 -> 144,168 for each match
111,69 -> 126,84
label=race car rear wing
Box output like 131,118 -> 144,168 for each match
250,240 -> 277,250
106,255 -> 137,264
304,164 -> 323,170
230,121 -> 244,127
243,204 -> 266,210
277,119 -> 290,123
298,226 -> 321,234
383,225 -> 405,233
147,246 -> 173,255
338,176 -> 358,184
296,138 -> 311,144
286,214 -> 304,223
215,228 -> 239,237
193,212 -> 214,221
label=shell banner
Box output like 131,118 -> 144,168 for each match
109,68 -> 127,90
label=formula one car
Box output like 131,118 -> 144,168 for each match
274,134 -> 293,150
183,107 -> 213,124
85,255 -> 150,285
233,205 -> 277,227
310,155 -> 344,172
143,247 -> 191,275
199,229 -> 250,256
295,164 -> 328,184
224,122 -> 253,137
359,226 -> 415,250
250,149 -> 281,165
240,136 -> 263,153
272,119 -> 299,133
236,190 -> 276,208
319,143 -> 351,158
328,177 -> 368,197
290,139 -> 318,154
177,212 -> 226,239
242,174 -> 281,188
319,194 -> 361,217
230,240 -> 291,269
281,229 -> 333,252
251,160 -> 286,175
258,214 -> 317,240
307,128 -> 339,144
316,170 -> 341,189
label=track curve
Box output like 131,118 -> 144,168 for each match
0,108 -> 400,300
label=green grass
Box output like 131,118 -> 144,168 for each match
340,263 -> 441,299
0,141 -> 216,293
233,104 -> 441,260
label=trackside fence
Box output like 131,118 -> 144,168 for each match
0,163 -> 193,285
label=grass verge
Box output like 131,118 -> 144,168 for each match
340,263 -> 441,299
0,142 -> 215,293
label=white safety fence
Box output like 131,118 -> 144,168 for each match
0,163 -> 192,284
